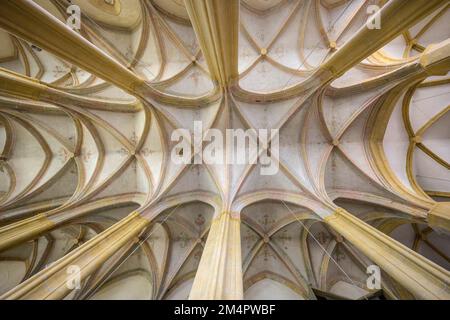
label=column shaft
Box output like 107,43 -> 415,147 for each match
428,203 -> 450,232
252,0 -> 447,101
319,0 -> 446,79
1,212 -> 149,300
0,10 -> 214,107
0,0 -> 144,93
184,0 -> 239,86
0,214 -> 55,252
189,212 -> 243,300
325,208 -> 450,300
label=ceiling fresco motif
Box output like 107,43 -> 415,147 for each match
0,0 -> 449,300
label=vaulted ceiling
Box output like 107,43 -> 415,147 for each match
0,0 -> 449,300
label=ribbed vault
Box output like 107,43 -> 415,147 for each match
0,0 -> 449,300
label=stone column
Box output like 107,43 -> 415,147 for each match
189,211 -> 243,300
0,214 -> 55,252
0,0 -> 144,93
1,212 -> 149,300
318,0 -> 446,79
184,0 -> 239,87
324,208 -> 450,300
266,0 -> 446,100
